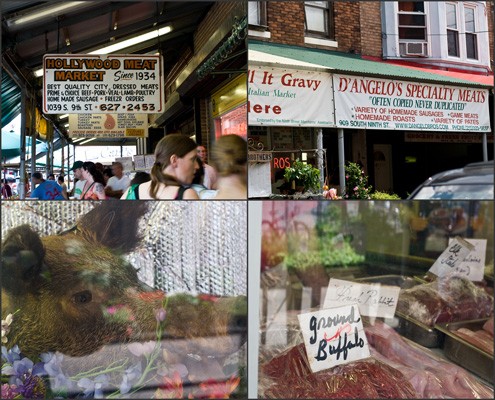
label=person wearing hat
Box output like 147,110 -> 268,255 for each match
70,161 -> 87,199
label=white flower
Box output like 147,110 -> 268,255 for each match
1,313 -> 14,344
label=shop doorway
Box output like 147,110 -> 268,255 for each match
373,144 -> 393,193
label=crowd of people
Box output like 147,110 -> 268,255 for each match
3,134 -> 247,201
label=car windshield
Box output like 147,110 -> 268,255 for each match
413,184 -> 494,200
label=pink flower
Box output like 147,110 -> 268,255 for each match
353,186 -> 358,191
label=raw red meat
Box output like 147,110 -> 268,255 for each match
482,317 -> 494,335
366,321 -> 494,399
397,276 -> 493,326
453,327 -> 494,355
261,343 -> 417,398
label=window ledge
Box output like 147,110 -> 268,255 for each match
304,36 -> 338,48
249,29 -> 271,39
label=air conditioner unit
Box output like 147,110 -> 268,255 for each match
399,41 -> 428,57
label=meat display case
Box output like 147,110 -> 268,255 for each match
248,200 -> 494,399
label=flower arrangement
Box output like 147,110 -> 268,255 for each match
343,162 -> 372,199
1,304 -> 243,399
322,187 -> 341,200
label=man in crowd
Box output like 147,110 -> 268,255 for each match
105,161 -> 131,199
71,161 -> 86,199
197,144 -> 217,190
30,172 -> 65,200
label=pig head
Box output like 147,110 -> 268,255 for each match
1,203 -> 247,359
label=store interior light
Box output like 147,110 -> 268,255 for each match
58,114 -> 69,120
88,26 -> 172,55
33,25 -> 171,77
6,2 -> 93,29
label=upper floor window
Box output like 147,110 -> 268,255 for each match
248,1 -> 267,27
398,1 -> 427,41
446,2 -> 478,60
304,1 -> 334,39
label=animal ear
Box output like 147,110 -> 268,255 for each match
1,225 -> 46,295
76,202 -> 148,252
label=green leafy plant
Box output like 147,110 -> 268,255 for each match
284,159 -> 320,193
370,191 -> 401,200
344,162 -> 372,199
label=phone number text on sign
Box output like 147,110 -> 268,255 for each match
43,54 -> 164,114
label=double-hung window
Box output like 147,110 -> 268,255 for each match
446,2 -> 478,60
248,1 -> 267,27
304,1 -> 334,39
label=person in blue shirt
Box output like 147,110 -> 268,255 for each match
30,172 -> 65,200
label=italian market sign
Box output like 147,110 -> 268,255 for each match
69,114 -> 148,138
248,66 -> 334,127
43,54 -> 164,114
334,74 -> 490,132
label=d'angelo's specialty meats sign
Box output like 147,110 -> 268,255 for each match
43,54 -> 164,114
334,74 -> 490,132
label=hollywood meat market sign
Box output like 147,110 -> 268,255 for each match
43,54 -> 164,114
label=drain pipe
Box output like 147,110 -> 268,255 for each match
338,128 -> 345,196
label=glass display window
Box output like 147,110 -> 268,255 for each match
252,200 -> 493,399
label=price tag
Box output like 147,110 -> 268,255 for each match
447,238 -> 486,281
297,304 -> 370,373
429,236 -> 475,278
323,279 -> 400,318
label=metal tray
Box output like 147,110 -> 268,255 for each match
435,319 -> 494,383
394,310 -> 444,348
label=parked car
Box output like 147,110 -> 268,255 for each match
408,161 -> 494,200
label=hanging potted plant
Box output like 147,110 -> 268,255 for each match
283,159 -> 320,193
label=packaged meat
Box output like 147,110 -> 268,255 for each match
261,343 -> 418,398
366,321 -> 494,399
396,276 -> 493,327
436,319 -> 494,383
482,317 -> 494,336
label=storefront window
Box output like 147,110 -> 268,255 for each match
257,200 -> 494,398
214,103 -> 247,138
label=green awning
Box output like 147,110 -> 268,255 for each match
1,68 -> 21,128
249,40 -> 491,88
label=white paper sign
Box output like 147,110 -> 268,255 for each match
333,74 -> 490,132
323,279 -> 400,318
297,304 -> 370,373
43,54 -> 164,114
69,113 -> 148,138
429,236 -> 475,277
447,238 -> 487,281
248,66 -> 335,127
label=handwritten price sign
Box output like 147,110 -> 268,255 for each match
447,238 -> 486,281
297,304 -> 370,373
323,279 -> 400,318
429,236 -> 475,278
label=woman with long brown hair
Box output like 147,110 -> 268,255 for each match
122,134 -> 199,200
80,161 -> 107,200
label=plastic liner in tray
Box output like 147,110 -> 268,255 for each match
435,319 -> 494,383
355,274 -> 420,289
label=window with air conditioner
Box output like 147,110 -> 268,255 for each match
398,1 -> 428,57
446,2 -> 479,61
304,1 -> 335,39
